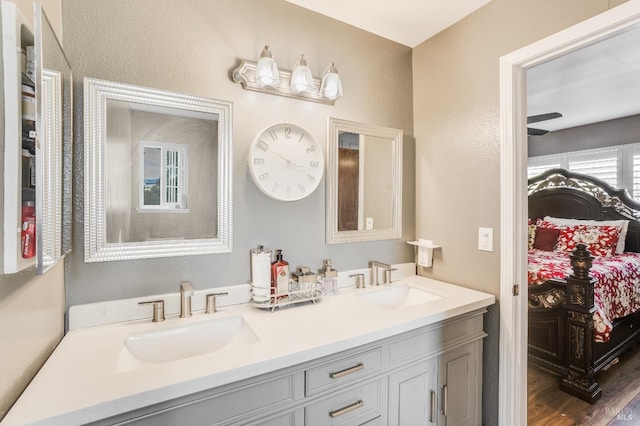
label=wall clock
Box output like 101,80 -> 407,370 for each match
249,123 -> 324,201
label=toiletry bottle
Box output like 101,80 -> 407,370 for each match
271,249 -> 289,297
21,201 -> 36,258
319,259 -> 339,296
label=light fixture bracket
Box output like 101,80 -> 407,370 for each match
232,60 -> 336,106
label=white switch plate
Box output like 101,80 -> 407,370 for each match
478,227 -> 493,252
366,217 -> 374,230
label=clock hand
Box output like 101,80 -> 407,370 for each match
264,147 -> 305,171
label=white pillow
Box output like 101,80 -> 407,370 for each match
543,216 -> 629,254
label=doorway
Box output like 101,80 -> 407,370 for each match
498,2 -> 640,425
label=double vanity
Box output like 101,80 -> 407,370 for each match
2,266 -> 494,425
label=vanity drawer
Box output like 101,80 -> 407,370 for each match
388,313 -> 485,365
305,347 -> 382,396
305,379 -> 383,426
109,372 -> 302,426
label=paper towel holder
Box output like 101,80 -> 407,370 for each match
407,239 -> 441,268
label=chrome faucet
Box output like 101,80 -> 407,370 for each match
369,261 -> 392,286
180,281 -> 194,318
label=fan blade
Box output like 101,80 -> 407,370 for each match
528,127 -> 549,136
527,112 -> 562,124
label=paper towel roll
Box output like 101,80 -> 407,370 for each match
250,246 -> 271,302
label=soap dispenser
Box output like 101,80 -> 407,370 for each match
271,249 -> 290,297
318,259 -> 339,296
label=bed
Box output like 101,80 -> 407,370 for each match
527,168 -> 640,403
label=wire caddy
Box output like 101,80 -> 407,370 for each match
250,284 -> 323,312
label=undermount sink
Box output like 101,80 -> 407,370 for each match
358,284 -> 442,310
125,316 -> 259,363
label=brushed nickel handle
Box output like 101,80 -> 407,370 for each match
329,362 -> 364,379
138,300 -> 165,322
429,389 -> 436,423
349,273 -> 365,288
383,267 -> 398,284
206,292 -> 229,314
328,399 -> 364,418
441,384 -> 448,416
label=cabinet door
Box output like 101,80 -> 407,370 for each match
388,359 -> 437,426
439,342 -> 481,426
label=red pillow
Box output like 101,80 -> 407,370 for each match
533,227 -> 560,251
556,224 -> 621,256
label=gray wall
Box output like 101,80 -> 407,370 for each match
528,114 -> 640,157
62,0 -> 415,307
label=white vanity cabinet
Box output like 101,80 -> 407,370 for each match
91,308 -> 486,426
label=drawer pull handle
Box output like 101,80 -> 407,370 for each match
329,362 -> 364,379
429,390 -> 436,422
441,384 -> 448,416
329,399 -> 364,418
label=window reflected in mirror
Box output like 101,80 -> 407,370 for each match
140,143 -> 188,211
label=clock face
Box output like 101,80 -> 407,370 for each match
249,123 -> 324,201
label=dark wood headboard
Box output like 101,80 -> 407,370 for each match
528,168 -> 640,253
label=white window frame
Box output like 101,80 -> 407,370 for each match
138,141 -> 189,212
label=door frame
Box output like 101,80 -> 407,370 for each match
498,1 -> 640,424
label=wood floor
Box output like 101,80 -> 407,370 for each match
528,348 -> 640,425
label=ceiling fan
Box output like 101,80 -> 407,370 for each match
527,112 -> 563,136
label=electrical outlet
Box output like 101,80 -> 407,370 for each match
478,227 -> 493,252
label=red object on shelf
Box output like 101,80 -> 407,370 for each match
21,202 -> 35,258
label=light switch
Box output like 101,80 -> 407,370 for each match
366,217 -> 374,230
478,227 -> 493,252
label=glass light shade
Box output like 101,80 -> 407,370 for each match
290,54 -> 313,94
320,63 -> 343,101
255,46 -> 280,88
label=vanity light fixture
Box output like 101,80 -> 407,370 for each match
254,45 -> 280,88
290,54 -> 313,94
320,63 -> 343,101
231,46 -> 342,105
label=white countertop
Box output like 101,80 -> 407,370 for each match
2,274 -> 494,425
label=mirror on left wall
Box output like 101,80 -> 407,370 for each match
0,2 -> 72,275
34,3 -> 73,274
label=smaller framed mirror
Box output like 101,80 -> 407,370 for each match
326,118 -> 403,244
84,78 -> 233,262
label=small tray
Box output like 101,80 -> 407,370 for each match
250,288 -> 323,312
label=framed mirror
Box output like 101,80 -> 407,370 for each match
34,3 -> 72,274
326,118 -> 403,244
84,78 -> 232,262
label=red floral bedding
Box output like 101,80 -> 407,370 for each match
528,249 -> 640,342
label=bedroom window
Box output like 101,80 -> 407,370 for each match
529,143 -> 640,201
139,141 -> 189,212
